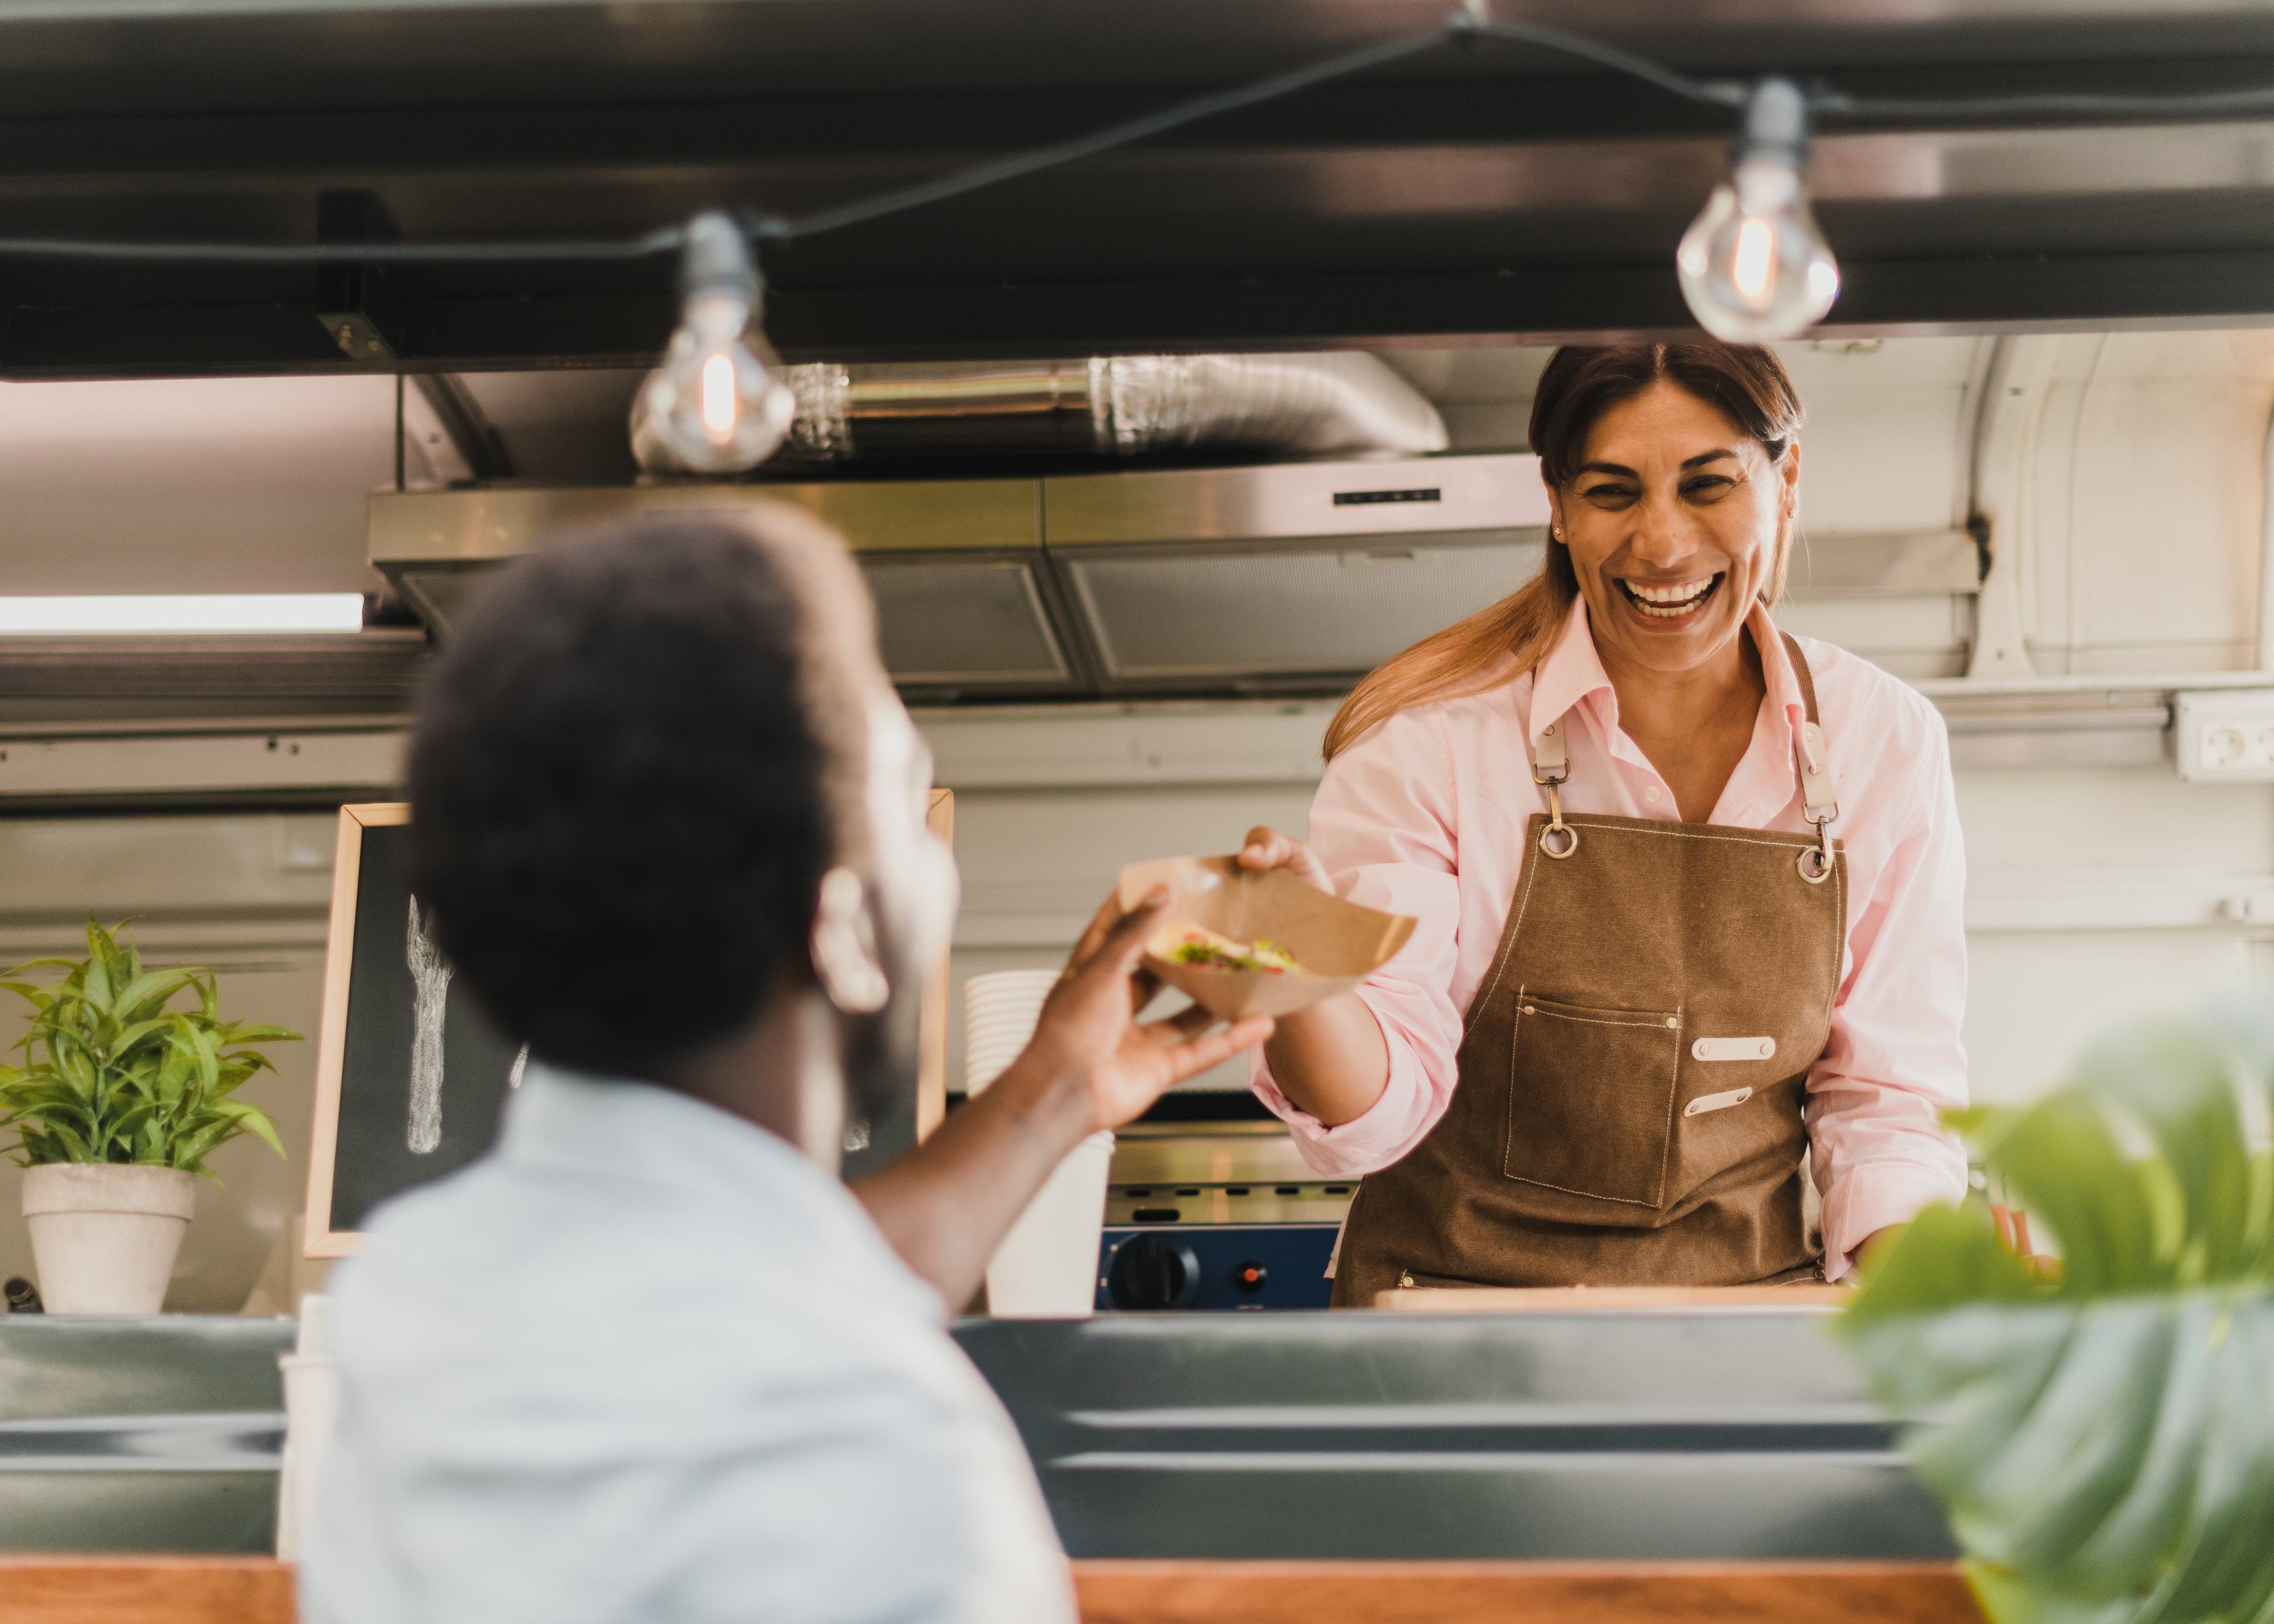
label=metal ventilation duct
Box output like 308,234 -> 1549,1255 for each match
778,352 -> 1449,462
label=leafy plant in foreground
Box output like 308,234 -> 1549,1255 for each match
1844,997 -> 2274,1624
0,917 -> 296,1177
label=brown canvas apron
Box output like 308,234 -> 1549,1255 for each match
1330,633 -> 1846,1306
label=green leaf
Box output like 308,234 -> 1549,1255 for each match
109,968 -> 197,1029
1844,997 -> 2274,1624
78,945 -> 111,1015
213,1098 -> 286,1160
167,1116 -> 233,1174
107,1017 -> 175,1061
219,1024 -> 302,1048
0,958 -> 84,980
191,1025 -> 220,1101
27,1116 -> 94,1162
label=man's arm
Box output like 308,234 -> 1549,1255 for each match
855,890 -> 1272,1310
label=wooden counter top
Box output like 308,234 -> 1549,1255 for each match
1376,1284 -> 1855,1310
0,1556 -> 1982,1623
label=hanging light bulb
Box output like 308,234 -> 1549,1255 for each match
1676,79 -> 1840,343
629,212 -> 797,475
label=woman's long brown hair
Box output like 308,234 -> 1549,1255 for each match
1320,343 -> 1806,761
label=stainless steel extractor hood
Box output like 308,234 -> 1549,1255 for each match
369,453 -> 1985,698
370,479 -> 1074,693
1043,456 -> 1546,687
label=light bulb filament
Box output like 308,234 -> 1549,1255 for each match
699,353 -> 739,444
1731,215 -> 1776,307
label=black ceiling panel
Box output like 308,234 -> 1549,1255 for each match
7,0 -> 2274,374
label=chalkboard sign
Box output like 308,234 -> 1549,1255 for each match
304,796 -> 952,1258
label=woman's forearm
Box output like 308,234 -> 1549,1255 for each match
1261,990 -> 1391,1125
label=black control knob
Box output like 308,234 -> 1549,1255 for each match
1107,1234 -> 1202,1309
1235,1262 -> 1268,1294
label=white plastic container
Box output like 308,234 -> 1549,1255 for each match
21,1163 -> 195,1315
985,1130 -> 1115,1317
964,970 -> 1111,1317
275,1294 -> 341,1561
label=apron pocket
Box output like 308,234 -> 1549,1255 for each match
1502,993 -> 1682,1209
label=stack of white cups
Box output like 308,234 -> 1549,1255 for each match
965,970 -> 1114,1317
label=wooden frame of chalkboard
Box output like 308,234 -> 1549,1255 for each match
303,791 -> 955,1258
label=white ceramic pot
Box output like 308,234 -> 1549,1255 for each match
22,1163 -> 196,1315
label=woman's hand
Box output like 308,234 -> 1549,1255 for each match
1009,886 -> 1276,1137
1237,826 -> 1333,892
1231,827 -> 1392,1127
1850,1224 -> 1904,1275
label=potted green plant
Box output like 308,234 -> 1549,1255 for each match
1844,995 -> 2274,1624
1,918 -> 297,1315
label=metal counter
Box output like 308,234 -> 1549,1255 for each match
0,1308 -> 1951,1563
954,1308 -> 1955,1561
0,1315 -> 291,1554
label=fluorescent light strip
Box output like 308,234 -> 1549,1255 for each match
0,593 -> 367,637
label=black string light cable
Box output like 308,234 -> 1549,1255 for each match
3,1 -> 2273,466
747,19 -> 1466,245
0,223 -> 694,266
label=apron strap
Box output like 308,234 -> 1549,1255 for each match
1779,632 -> 1835,813
1780,631 -> 1822,729
1530,714 -> 1575,858
1781,631 -> 1839,881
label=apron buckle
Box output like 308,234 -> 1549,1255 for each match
1798,805 -> 1836,883
1537,780 -> 1578,859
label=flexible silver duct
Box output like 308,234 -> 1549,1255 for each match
778,352 -> 1448,462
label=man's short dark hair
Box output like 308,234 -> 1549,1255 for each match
407,506 -> 877,1077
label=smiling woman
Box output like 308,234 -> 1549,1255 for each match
1322,345 -> 1804,763
1241,341 -> 1971,1304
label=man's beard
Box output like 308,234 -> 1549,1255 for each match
837,925 -> 924,1154
839,990 -> 918,1131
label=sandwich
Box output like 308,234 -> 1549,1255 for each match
1154,924 -> 1306,975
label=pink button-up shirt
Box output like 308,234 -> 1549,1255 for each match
1254,597 -> 1969,1280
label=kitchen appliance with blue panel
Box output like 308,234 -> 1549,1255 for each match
1095,1119 -> 1348,1310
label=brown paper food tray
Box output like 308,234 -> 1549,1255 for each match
1118,855 -> 1416,1020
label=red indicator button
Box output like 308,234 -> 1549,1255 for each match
1237,1263 -> 1268,1292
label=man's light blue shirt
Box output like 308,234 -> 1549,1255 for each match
303,1062 -> 1073,1624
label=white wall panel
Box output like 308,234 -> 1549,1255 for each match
1964,932 -> 2258,1106
1777,337 -> 1987,535
2025,330 -> 2274,673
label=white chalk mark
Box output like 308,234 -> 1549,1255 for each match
405,895 -> 453,1154
508,1043 -> 529,1090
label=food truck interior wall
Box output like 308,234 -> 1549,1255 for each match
5,330 -> 2274,1310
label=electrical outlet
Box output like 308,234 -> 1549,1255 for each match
2176,691 -> 2274,782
